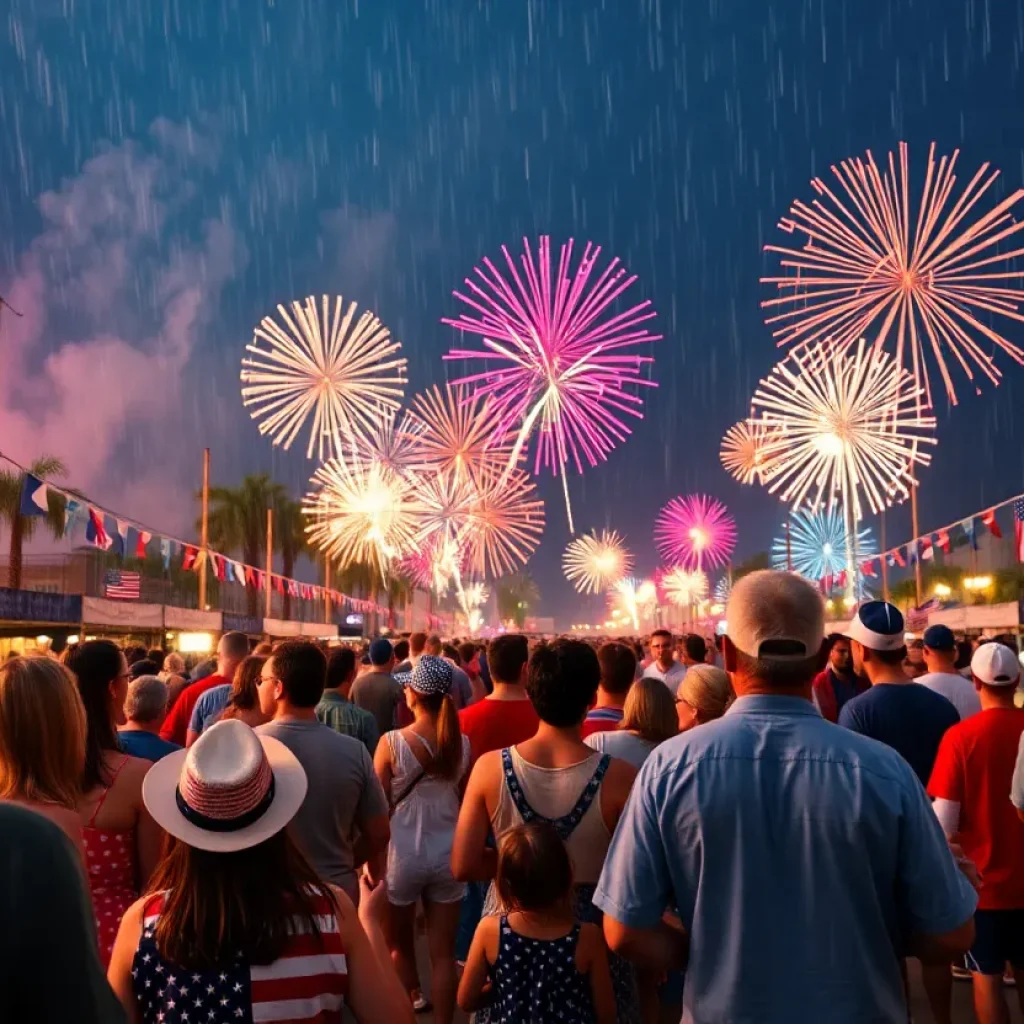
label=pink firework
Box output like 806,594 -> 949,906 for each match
442,235 -> 660,531
654,494 -> 737,571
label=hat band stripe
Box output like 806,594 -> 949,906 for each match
175,776 -> 276,833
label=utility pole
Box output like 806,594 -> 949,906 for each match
199,448 -> 210,610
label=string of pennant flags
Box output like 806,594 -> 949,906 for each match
5,453 -> 409,621
818,490 -> 1024,593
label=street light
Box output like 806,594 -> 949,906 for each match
933,583 -> 952,598
964,575 -> 994,592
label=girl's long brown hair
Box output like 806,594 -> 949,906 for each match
0,656 -> 86,808
221,655 -> 266,719
148,830 -> 338,969
411,691 -> 462,780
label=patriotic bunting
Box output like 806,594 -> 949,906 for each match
920,536 -> 934,561
136,530 -> 152,559
860,558 -> 877,577
18,474 -> 49,517
962,518 -> 979,551
86,508 -> 112,550
982,508 -> 1002,539
936,529 -> 951,554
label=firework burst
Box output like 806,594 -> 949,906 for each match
562,529 -> 633,595
772,508 -> 876,577
241,295 -> 408,461
720,418 -> 779,485
612,577 -> 657,632
341,409 -> 421,479
404,383 -> 516,485
463,468 -> 545,578
443,235 -> 660,531
303,459 -> 420,575
660,567 -> 709,607
752,338 -> 937,519
762,142 -> 1024,409
654,495 -> 737,571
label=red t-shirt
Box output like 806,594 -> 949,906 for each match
928,707 -> 1024,910
160,674 -> 229,746
458,697 -> 539,763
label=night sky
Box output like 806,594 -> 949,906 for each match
2,0 -> 1024,627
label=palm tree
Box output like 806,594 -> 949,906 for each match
0,456 -> 67,590
497,572 -> 539,628
199,474 -> 285,618
273,495 -> 307,620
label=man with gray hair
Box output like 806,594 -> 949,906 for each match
594,569 -> 978,1023
118,675 -> 182,761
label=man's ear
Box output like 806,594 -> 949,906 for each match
723,635 -> 738,673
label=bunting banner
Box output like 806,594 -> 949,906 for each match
860,558 -> 877,578
64,498 -> 84,531
18,474 -> 49,517
182,545 -> 199,572
905,541 -> 918,566
888,548 -> 906,568
86,507 -> 112,550
115,519 -> 131,557
936,528 -> 951,554
961,518 -> 978,551
982,508 -> 1003,539
135,530 -> 152,559
160,537 -> 172,570
920,536 -> 935,561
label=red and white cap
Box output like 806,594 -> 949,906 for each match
971,643 -> 1021,687
143,719 -> 307,852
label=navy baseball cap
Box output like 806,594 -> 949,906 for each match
923,624 -> 956,651
368,637 -> 394,666
845,601 -> 905,652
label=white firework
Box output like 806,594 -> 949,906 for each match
241,294 -> 408,461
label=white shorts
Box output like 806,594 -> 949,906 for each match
386,848 -> 465,907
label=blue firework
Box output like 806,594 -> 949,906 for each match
772,508 -> 876,594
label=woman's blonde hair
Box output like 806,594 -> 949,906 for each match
677,664 -> 733,721
620,676 -> 678,745
0,656 -> 86,808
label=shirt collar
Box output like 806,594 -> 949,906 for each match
319,690 -> 349,704
725,694 -> 820,717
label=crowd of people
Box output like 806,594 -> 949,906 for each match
3,577 -> 1024,1022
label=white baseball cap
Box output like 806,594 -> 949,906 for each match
971,643 -> 1021,687
844,601 -> 906,652
726,570 -> 825,661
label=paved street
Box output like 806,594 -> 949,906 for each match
402,957 -> 1024,1023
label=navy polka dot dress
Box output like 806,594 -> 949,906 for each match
490,915 -> 594,1023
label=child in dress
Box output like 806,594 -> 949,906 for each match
457,821 -> 616,1024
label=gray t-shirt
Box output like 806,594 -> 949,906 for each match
350,670 -> 405,737
257,718 -> 388,898
917,671 -> 982,720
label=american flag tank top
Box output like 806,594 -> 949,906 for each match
131,892 -> 348,1023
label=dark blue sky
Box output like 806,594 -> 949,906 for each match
2,0 -> 1024,626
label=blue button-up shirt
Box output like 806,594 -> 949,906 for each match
594,695 -> 977,1024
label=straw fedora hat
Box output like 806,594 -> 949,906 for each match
143,719 -> 307,852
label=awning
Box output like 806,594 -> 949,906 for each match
300,622 -> 338,638
82,597 -> 163,628
164,606 -> 223,631
264,618 -> 301,636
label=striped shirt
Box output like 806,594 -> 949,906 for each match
132,891 -> 347,1023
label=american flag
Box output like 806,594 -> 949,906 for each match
105,569 -> 141,600
133,897 -> 347,1022
1015,499 -> 1024,562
